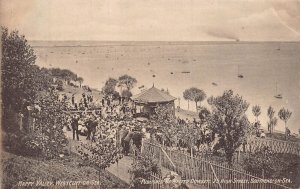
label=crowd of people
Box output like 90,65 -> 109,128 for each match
64,93 -> 148,156
60,92 -> 218,157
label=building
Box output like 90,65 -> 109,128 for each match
131,85 -> 177,117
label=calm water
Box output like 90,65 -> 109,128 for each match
31,41 -> 300,133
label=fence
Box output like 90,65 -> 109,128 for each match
246,138 -> 300,156
149,172 -> 162,189
142,141 -> 293,189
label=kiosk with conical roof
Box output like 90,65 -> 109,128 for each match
131,85 -> 177,117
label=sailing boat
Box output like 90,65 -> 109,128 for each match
274,82 -> 283,99
237,65 -> 244,78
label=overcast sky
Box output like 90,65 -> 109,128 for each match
1,0 -> 300,41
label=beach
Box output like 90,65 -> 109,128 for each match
31,41 -> 300,133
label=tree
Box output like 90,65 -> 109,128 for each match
198,106 -> 211,123
278,108 -> 292,140
207,90 -> 251,167
121,89 -> 132,99
49,68 -> 78,84
77,77 -> 84,87
183,88 -> 206,111
183,89 -> 191,110
60,69 -> 77,84
2,27 -> 38,112
118,74 -> 137,91
32,91 -> 69,158
1,27 -> 53,132
77,139 -> 123,186
192,88 -> 206,109
252,105 -> 261,122
267,106 -> 277,135
102,77 -> 118,96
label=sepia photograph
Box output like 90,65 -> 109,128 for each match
1,0 -> 300,188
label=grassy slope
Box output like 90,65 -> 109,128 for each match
175,108 -> 198,120
1,151 -> 129,189
59,84 -> 103,103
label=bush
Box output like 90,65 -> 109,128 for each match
3,91 -> 68,159
244,146 -> 281,178
244,147 -> 300,188
129,151 -> 161,189
3,131 -> 42,157
57,80 -> 64,91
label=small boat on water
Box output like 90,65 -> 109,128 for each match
237,65 -> 244,78
274,82 -> 283,99
274,94 -> 283,99
181,71 -> 191,74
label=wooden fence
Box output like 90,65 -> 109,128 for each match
149,172 -> 162,189
142,141 -> 293,189
246,138 -> 300,156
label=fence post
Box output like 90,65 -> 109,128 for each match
210,164 -> 222,189
159,146 -> 162,167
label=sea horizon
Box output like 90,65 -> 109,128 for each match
31,41 -> 300,133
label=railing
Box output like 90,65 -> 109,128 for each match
142,141 -> 293,189
246,138 -> 300,156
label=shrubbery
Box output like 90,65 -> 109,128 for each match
244,146 -> 300,188
3,92 -> 68,159
129,150 -> 161,189
244,146 -> 281,178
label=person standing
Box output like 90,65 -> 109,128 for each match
107,98 -> 110,106
123,129 -> 134,155
71,116 -> 80,141
71,94 -> 75,105
119,126 -> 129,151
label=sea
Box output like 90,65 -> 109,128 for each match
30,41 -> 300,133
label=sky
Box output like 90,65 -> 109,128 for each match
1,0 -> 300,41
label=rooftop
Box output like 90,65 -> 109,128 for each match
131,86 -> 177,103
